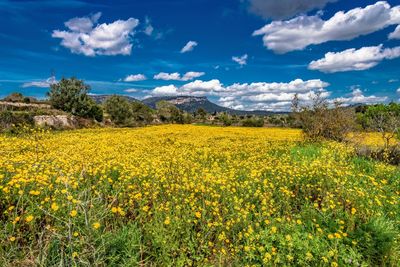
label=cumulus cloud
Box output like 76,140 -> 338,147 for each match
22,76 -> 57,88
389,25 -> 400,39
151,85 -> 178,96
247,0 -> 336,20
180,41 -> 198,53
334,88 -> 387,105
52,13 -> 139,56
232,54 -> 248,66
253,1 -> 400,53
123,74 -> 147,82
149,78 -> 332,111
153,71 -> 205,81
308,44 -> 400,73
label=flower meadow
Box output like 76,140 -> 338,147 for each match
0,125 -> 399,266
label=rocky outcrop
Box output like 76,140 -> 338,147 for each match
34,115 -> 78,129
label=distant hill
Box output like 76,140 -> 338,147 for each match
91,94 -> 281,115
142,96 -> 277,115
89,94 -> 139,104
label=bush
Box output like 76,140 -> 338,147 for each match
292,93 -> 356,142
0,111 -> 34,130
361,103 -> 400,148
241,117 -> 264,127
104,95 -> 133,125
48,77 -> 103,121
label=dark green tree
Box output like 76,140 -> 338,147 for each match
104,95 -> 133,125
48,77 -> 103,121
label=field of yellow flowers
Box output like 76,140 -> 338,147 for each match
0,125 -> 399,266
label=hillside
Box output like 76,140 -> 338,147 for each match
142,96 -> 276,115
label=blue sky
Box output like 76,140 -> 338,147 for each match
0,0 -> 400,111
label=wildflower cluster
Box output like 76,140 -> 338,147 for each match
0,125 -> 399,265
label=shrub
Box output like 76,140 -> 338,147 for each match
104,95 -> 133,125
241,117 -> 264,127
291,93 -> 356,142
361,103 -> 400,148
48,77 -> 103,121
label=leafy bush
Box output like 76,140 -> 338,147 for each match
241,117 -> 264,127
104,95 -> 133,125
48,77 -> 103,121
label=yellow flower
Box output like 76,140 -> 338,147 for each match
70,210 -> 78,217
351,207 -> 356,215
270,226 -> 277,233
164,217 -> 171,225
72,252 -> 78,258
111,207 -> 118,213
9,236 -> 16,242
73,232 -> 79,237
195,211 -> 201,219
25,215 -> 34,223
92,222 -> 101,229
51,202 -> 59,211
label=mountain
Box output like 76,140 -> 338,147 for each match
142,96 -> 276,115
90,94 -> 280,115
89,94 -> 139,104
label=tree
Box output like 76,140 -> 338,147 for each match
104,95 -> 133,125
363,103 -> 400,148
131,101 -> 154,124
48,77 -> 103,121
218,112 -> 232,126
156,100 -> 183,123
291,93 -> 356,142
195,107 -> 207,122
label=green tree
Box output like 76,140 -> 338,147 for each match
156,100 -> 183,123
48,77 -> 103,121
104,95 -> 133,125
131,101 -> 154,124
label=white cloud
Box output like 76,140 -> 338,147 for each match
153,71 -> 205,81
52,13 -> 139,56
180,41 -> 198,53
232,54 -> 248,66
389,25 -> 400,39
149,78 -> 332,111
253,1 -> 400,53
247,0 -> 336,20
151,85 -> 178,96
397,88 -> 400,94
335,88 -> 387,104
308,44 -> 400,73
22,76 -> 57,88
389,79 -> 399,83
124,88 -> 138,93
123,74 -> 147,82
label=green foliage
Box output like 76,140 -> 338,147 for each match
241,117 -> 264,127
48,77 -> 103,121
218,112 -> 232,126
156,100 -> 184,123
104,95 -> 133,125
0,111 -> 34,130
131,101 -> 154,124
353,217 -> 398,266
